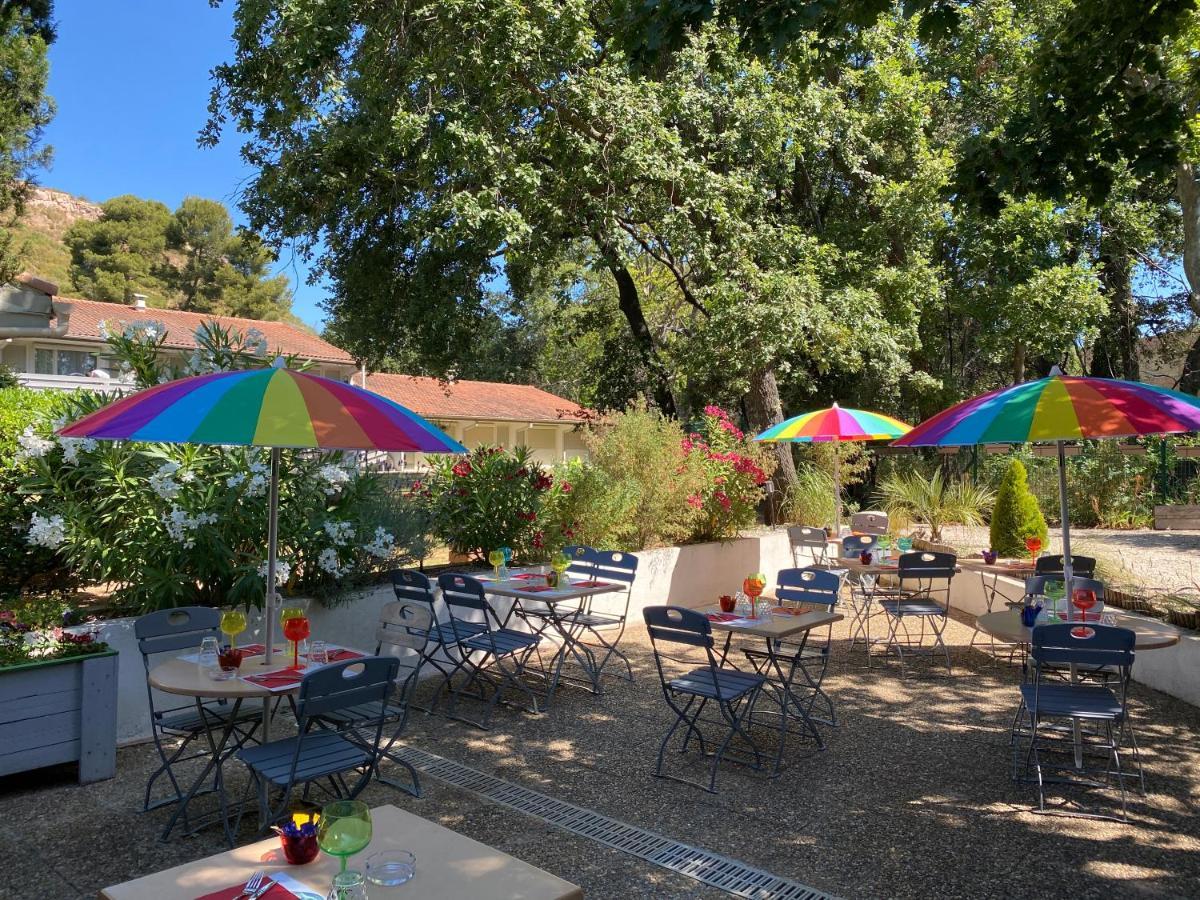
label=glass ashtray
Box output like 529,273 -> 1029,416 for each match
208,666 -> 238,681
366,849 -> 416,886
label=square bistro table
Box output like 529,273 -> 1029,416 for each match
478,572 -> 624,704
100,803 -> 583,900
700,606 -> 843,773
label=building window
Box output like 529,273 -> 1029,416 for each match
34,348 -> 98,376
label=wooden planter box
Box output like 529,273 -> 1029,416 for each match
1105,588 -> 1162,618
0,650 -> 118,783
1154,504 -> 1200,530
1166,608 -> 1200,631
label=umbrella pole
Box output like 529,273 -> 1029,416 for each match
1056,440 -> 1074,620
264,447 -> 281,664
833,445 -> 842,537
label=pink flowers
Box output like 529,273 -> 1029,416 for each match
714,491 -> 731,511
518,510 -> 537,522
532,530 -> 545,549
560,482 -> 573,494
704,405 -> 728,419
533,473 -> 554,492
452,461 -> 473,478
687,494 -> 703,509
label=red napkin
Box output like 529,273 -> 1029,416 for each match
195,877 -> 298,900
513,573 -> 542,581
707,612 -> 738,622
520,585 -> 555,593
325,648 -> 365,662
573,580 -> 609,588
236,643 -> 267,656
243,667 -> 305,690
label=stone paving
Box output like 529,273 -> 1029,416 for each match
2,614 -> 1199,899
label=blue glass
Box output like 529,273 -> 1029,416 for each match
1020,604 -> 1043,627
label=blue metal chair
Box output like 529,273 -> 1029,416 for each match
877,551 -> 958,675
1035,554 -> 1097,579
315,581 -> 434,797
841,533 -> 880,656
562,549 -> 639,686
840,533 -> 878,558
134,607 -> 260,817
438,573 -> 542,729
1012,623 -> 1137,819
850,511 -> 889,536
742,568 -> 841,733
642,606 -> 766,793
236,656 -> 400,833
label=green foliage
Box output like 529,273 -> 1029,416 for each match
0,1 -> 55,282
781,465 -> 836,528
989,458 -> 1048,556
0,593 -> 110,670
876,469 -> 994,543
65,195 -> 173,304
685,406 -> 774,542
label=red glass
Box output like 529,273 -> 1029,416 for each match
217,648 -> 243,671
283,616 -> 310,667
742,577 -> 765,600
1072,588 -> 1098,622
719,594 -> 736,613
859,550 -> 873,565
280,832 -> 320,865
1024,535 -> 1043,567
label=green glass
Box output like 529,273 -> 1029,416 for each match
317,800 -> 373,875
551,550 -> 570,582
488,548 -> 505,579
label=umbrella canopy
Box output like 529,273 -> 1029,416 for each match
755,403 -> 912,534
60,363 -> 465,663
59,366 -> 465,452
892,374 -> 1200,447
893,371 -> 1200,612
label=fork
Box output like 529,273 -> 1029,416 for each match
235,871 -> 266,899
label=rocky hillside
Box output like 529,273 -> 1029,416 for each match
9,187 -> 98,289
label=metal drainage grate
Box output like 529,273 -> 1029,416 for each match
395,747 -> 835,900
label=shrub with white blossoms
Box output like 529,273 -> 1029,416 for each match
15,426 -> 55,463
27,512 -> 66,549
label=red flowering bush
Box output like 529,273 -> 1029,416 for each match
419,446 -> 559,561
683,406 -> 774,542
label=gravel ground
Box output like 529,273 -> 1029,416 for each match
2,615 -> 1197,900
940,524 -> 1200,592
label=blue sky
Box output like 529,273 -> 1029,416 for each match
39,0 -> 327,327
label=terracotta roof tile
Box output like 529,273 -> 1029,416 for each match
365,373 -> 590,424
56,296 -> 355,365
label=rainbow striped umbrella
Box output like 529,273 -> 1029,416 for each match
755,403 -> 912,534
60,362 -> 465,662
893,369 -> 1200,600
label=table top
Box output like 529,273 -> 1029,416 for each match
100,803 -> 583,900
976,609 -> 1181,650
480,573 -> 624,602
958,558 -> 1036,576
149,649 -> 301,699
699,606 -> 843,639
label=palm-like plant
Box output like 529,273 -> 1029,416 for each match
875,470 -> 995,543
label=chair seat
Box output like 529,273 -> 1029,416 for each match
563,610 -> 625,627
426,622 -> 486,644
743,645 -> 826,664
157,701 -> 257,734
319,700 -> 406,727
1020,683 -> 1125,720
670,667 -> 764,701
881,599 -> 944,616
237,731 -> 372,786
462,628 -> 540,654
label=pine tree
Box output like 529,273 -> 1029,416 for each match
989,458 -> 1048,557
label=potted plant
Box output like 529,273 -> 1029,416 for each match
0,596 -> 117,783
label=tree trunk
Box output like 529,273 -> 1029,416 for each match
1088,242 -> 1139,380
744,366 -> 797,521
1177,163 -> 1200,393
1012,342 -> 1026,384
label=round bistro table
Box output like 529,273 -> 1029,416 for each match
149,652 -> 300,843
976,609 -> 1181,650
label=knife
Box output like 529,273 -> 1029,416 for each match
246,877 -> 275,899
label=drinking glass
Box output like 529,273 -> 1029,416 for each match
317,800 -> 373,876
897,537 -> 913,553
488,548 -> 505,580
281,604 -> 305,659
551,550 -> 571,586
742,574 -> 766,617
220,608 -> 247,650
327,870 -> 367,900
1072,587 -> 1098,622
308,640 -> 329,667
283,615 -> 311,668
198,636 -> 220,671
1024,535 -> 1043,568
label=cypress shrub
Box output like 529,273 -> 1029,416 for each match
989,458 -> 1048,557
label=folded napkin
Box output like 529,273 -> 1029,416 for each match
236,643 -> 267,656
324,648 -> 365,662
768,606 -> 803,616
572,580 -> 609,588
242,667 -> 305,691
520,585 -> 556,593
513,573 -> 543,581
707,612 -> 739,622
195,877 -> 298,900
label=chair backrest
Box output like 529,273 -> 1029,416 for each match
437,572 -> 502,638
297,656 -> 400,722
135,606 -> 222,662
841,534 -> 878,556
642,606 -> 721,688
851,511 -> 889,536
563,545 -> 598,579
1035,554 -> 1097,578
376,594 -> 434,701
898,550 -> 957,580
775,568 -> 841,609
1030,623 -> 1133,671
590,549 -> 639,586
787,525 -> 829,549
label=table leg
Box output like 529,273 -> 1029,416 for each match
542,599 -> 600,705
160,697 -> 245,845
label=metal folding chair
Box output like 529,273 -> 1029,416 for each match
315,582 -> 433,797
1035,554 -> 1097,579
388,568 -> 478,713
134,607 -> 260,817
850,511 -> 889,536
877,551 -> 957,675
741,568 -> 841,734
841,534 -> 880,654
438,572 -> 542,729
236,657 -> 399,833
642,606 -> 766,793
562,549 -> 639,686
1011,623 -> 1137,819
787,526 -> 831,567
